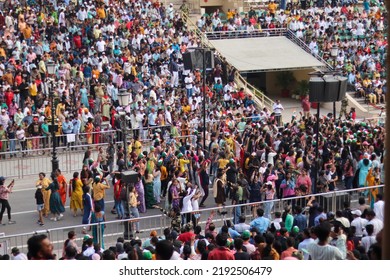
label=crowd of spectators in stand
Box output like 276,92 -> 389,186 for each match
0,0 -> 387,260
198,1 -> 387,105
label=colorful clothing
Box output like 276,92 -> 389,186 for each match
46,182 -> 65,215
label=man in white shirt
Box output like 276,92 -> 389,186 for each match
82,237 -> 95,257
307,222 -> 343,260
184,74 -> 194,98
11,247 -> 28,260
149,86 -> 157,101
298,228 -> 315,260
130,110 -> 140,135
366,210 -> 383,236
165,107 -> 172,125
373,194 -> 384,222
181,185 -> 196,224
96,37 -> 106,54
361,224 -> 376,253
350,210 -> 367,238
272,99 -> 284,126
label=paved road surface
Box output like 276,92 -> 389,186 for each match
0,171 -> 221,235
0,170 -> 227,256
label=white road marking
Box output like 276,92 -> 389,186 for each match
12,188 -> 38,192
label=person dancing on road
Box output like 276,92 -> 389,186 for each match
0,176 -> 16,225
45,176 -> 65,222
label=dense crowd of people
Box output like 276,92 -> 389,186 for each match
0,0 -> 387,260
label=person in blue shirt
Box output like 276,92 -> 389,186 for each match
172,43 -> 180,52
83,64 -> 92,79
62,117 -> 74,148
220,221 -> 240,239
113,45 -> 122,57
314,207 -> 327,226
73,55 -> 83,65
293,205 -> 307,232
250,208 -> 270,234
72,116 -> 82,146
244,95 -> 255,108
252,110 -> 261,122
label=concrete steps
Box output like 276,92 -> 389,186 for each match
350,93 -> 385,116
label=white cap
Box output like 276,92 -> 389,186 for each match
351,210 -> 362,216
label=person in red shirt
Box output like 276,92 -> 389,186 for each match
73,33 -> 82,49
208,233 -> 235,260
4,88 -> 14,108
301,95 -> 311,118
237,88 -> 245,100
55,169 -> 68,206
14,72 -> 22,86
177,224 -> 195,243
281,237 -> 298,259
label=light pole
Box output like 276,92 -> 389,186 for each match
186,47 -> 209,151
116,89 -> 130,170
330,45 -> 339,119
201,48 -> 206,151
116,89 -> 132,239
46,61 -> 58,176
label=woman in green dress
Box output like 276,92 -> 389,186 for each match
143,169 -> 156,209
0,124 -> 7,154
45,176 -> 65,222
91,204 -> 105,249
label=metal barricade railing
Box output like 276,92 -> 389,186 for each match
0,133 -> 197,178
285,29 -> 333,71
205,28 -> 288,40
0,184 -> 383,256
0,130 -> 116,154
0,214 -> 168,257
0,124 -> 189,158
0,143 -> 111,178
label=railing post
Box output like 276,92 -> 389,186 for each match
17,156 -> 21,179
20,155 -> 24,179
332,191 -> 337,213
67,148 -> 71,173
262,93 -> 264,107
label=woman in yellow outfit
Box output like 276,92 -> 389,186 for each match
36,172 -> 51,217
177,153 -> 190,176
69,172 -> 84,217
133,136 -> 142,156
85,118 -> 94,144
366,168 -> 379,209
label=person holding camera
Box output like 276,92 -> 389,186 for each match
0,176 -> 16,225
